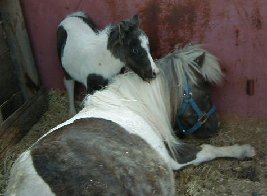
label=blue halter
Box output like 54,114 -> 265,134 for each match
176,76 -> 216,135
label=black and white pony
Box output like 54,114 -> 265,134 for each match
57,11 -> 158,115
6,44 -> 255,195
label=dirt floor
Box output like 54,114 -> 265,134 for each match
0,90 -> 266,195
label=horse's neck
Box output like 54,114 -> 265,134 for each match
157,58 -> 180,122
83,73 -> 174,142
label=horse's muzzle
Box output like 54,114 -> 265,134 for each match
142,66 -> 160,82
143,71 -> 157,82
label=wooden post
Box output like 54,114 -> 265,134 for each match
0,0 -> 40,100
0,0 -> 48,161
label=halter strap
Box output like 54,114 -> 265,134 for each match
176,76 -> 216,135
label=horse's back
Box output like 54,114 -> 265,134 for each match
58,11 -> 98,35
6,118 -> 175,196
66,11 -> 98,32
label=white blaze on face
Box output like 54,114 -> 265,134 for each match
139,34 -> 159,74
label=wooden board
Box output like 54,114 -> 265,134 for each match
0,0 -> 48,163
0,0 -> 40,100
0,18 -> 21,105
0,88 -> 48,161
0,92 -> 24,121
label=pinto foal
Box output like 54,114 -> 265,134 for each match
57,11 -> 158,115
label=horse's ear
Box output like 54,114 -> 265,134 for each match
120,15 -> 139,32
130,15 -> 139,27
108,15 -> 140,48
194,52 -> 205,67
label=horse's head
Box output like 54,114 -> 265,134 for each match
158,44 -> 223,139
108,15 -> 159,82
174,46 -> 223,139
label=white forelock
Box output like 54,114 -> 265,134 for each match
169,44 -> 224,96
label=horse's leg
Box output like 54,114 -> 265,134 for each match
86,73 -> 109,94
171,143 -> 255,170
64,77 -> 76,116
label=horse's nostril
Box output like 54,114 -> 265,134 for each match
152,71 -> 157,78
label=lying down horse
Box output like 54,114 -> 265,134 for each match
6,44 -> 255,195
58,12 -> 158,115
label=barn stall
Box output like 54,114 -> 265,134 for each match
0,0 -> 267,195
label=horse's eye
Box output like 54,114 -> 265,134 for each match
132,48 -> 138,54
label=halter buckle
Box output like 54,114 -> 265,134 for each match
183,92 -> 192,99
198,113 -> 208,124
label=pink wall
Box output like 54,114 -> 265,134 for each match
20,0 -> 267,119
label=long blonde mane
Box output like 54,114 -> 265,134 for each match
83,71 -> 179,155
161,44 -> 223,96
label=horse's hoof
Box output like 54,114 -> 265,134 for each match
69,110 -> 76,117
241,144 -> 256,158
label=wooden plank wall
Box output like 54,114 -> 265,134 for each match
0,89 -> 47,161
0,0 -> 40,100
0,17 -> 21,106
0,0 -> 48,161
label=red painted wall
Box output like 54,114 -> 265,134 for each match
20,0 -> 267,119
